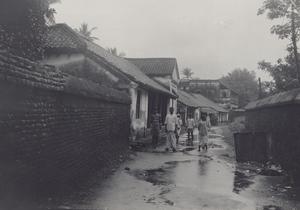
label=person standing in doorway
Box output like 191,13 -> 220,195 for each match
165,107 -> 177,152
186,114 -> 195,146
198,115 -> 209,151
176,114 -> 183,145
151,109 -> 161,149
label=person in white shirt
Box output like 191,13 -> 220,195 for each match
164,107 -> 177,152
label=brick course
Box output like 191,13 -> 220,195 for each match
0,50 -> 131,196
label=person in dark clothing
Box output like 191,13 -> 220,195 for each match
186,114 -> 195,146
151,109 -> 161,149
198,115 -> 208,151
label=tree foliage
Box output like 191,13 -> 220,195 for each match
258,0 -> 300,85
181,68 -> 194,79
76,23 -> 99,42
106,47 -> 126,57
258,52 -> 300,91
258,0 -> 300,39
220,68 -> 259,105
0,0 -> 59,60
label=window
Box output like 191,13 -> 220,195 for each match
136,90 -> 141,119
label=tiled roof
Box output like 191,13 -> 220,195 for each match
245,88 -> 300,110
177,89 -> 199,108
45,24 -> 86,50
45,24 -> 174,97
192,93 -> 228,113
177,89 -> 228,113
126,58 -> 179,77
0,50 -> 130,104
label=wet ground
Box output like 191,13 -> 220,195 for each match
45,126 -> 300,210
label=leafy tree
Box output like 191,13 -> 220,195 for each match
0,0 -> 59,60
106,47 -> 126,57
76,23 -> 98,42
221,68 -> 259,106
258,51 -> 300,91
181,68 -> 194,79
258,0 -> 300,84
261,81 -> 277,97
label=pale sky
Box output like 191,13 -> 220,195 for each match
53,0 -> 288,81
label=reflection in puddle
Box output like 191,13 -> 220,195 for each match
263,205 -> 283,210
128,168 -> 171,186
165,160 -> 195,165
233,171 -> 254,194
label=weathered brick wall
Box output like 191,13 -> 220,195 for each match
0,50 -> 131,195
245,105 -> 300,175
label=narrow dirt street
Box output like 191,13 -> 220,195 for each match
64,126 -> 300,210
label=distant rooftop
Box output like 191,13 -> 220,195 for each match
126,57 -> 179,77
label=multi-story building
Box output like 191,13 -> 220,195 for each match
179,79 -> 240,110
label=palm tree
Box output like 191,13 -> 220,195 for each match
106,47 -> 126,57
182,68 -> 194,79
44,0 -> 61,25
76,23 -> 99,42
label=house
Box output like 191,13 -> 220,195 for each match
244,88 -> 300,182
191,93 -> 229,124
177,89 -> 199,125
127,58 -> 180,114
177,89 -> 229,126
179,79 -> 239,110
43,24 -> 175,140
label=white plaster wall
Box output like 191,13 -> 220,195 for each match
172,67 -> 179,82
130,86 -> 149,132
43,53 -> 119,82
43,53 -> 85,66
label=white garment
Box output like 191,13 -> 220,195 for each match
187,118 -> 195,129
165,114 -> 177,131
199,135 -> 209,146
166,131 -> 177,149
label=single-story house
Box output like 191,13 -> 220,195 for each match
192,93 -> 229,124
177,89 -> 229,125
43,23 -> 175,140
177,89 -> 200,125
127,57 -> 180,115
245,88 -> 300,182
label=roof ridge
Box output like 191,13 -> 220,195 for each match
127,57 -> 177,60
48,23 -> 87,49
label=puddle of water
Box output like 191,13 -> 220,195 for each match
128,167 -> 171,186
165,160 -> 195,165
233,171 -> 254,194
263,205 -> 283,210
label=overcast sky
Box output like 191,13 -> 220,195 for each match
53,0 -> 288,81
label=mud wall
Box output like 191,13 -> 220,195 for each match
245,105 -> 300,176
0,51 -> 131,195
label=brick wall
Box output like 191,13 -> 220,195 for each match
245,105 -> 300,178
0,50 -> 131,196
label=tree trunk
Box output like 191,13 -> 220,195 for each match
291,4 -> 300,84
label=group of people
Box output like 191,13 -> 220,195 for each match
151,107 -> 210,152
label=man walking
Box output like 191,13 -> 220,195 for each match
165,107 -> 177,152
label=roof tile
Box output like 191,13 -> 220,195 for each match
45,24 -> 174,97
127,58 -> 178,76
